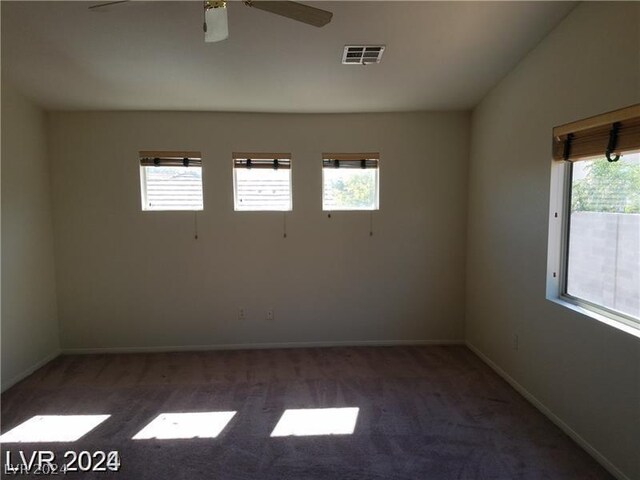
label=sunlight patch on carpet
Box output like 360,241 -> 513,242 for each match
0,415 -> 110,443
132,412 -> 236,440
271,407 -> 359,437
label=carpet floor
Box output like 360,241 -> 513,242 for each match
1,346 -> 613,479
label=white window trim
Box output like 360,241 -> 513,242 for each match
139,164 -> 204,212
140,165 -> 149,211
321,157 -> 380,212
546,160 -> 640,339
232,157 -> 293,212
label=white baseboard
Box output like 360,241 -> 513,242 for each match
62,339 -> 464,355
466,341 -> 630,480
1,349 -> 61,393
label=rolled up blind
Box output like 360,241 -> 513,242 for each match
233,153 -> 291,169
552,105 -> 640,162
234,159 -> 291,169
322,153 -> 379,168
139,151 -> 202,167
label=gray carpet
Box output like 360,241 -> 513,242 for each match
1,346 -> 613,479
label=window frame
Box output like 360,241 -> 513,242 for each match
139,151 -> 204,212
321,153 -> 380,212
547,157 -> 640,336
232,153 -> 293,212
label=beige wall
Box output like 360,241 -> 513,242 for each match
48,111 -> 470,351
1,81 -> 60,390
466,3 -> 640,479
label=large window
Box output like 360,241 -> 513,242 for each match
233,154 -> 292,211
322,154 -> 379,211
548,106 -> 640,331
566,154 -> 640,320
139,152 -> 203,211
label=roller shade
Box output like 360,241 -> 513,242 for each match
233,158 -> 291,169
323,153 -> 379,169
552,105 -> 640,162
233,153 -> 291,169
139,151 -> 202,167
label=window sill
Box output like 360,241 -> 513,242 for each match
141,209 -> 203,212
322,209 -> 379,212
547,296 -> 640,340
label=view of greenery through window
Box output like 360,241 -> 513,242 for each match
571,154 -> 640,213
323,169 -> 378,210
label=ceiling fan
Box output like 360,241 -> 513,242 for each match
88,1 -> 333,43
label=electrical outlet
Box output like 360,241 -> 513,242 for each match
513,334 -> 519,351
266,309 -> 274,321
239,308 -> 246,320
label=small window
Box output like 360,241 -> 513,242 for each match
233,153 -> 292,211
322,153 -> 379,211
139,151 -> 203,211
566,153 -> 640,320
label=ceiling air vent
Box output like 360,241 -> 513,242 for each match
342,45 -> 385,65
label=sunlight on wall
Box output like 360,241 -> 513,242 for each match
132,412 -> 236,440
0,415 -> 110,443
271,407 -> 359,437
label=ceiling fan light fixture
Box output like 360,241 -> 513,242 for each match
204,1 -> 228,43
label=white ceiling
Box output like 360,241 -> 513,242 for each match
1,1 -> 575,112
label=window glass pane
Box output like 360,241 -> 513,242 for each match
141,166 -> 203,211
567,153 -> 640,319
322,168 -> 379,211
234,167 -> 292,211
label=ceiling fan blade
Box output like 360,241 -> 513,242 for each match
88,1 -> 130,11
245,1 -> 333,27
